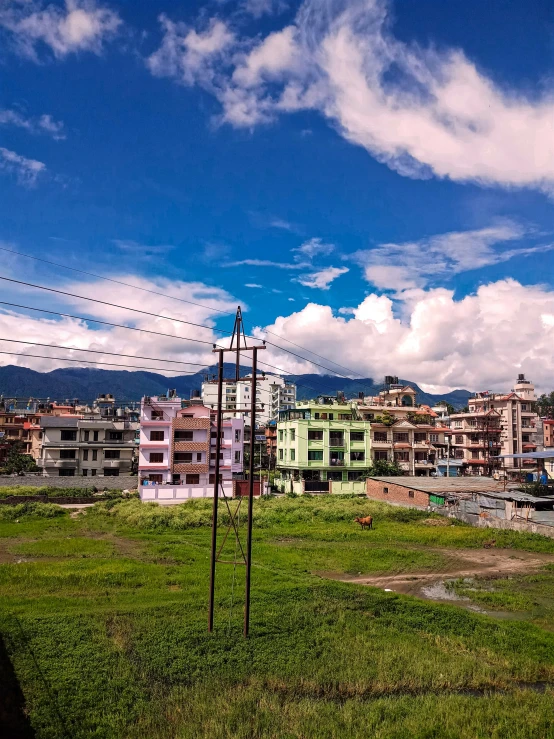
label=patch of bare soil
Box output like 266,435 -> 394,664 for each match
320,548 -> 554,609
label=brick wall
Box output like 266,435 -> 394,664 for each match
366,479 -> 429,508
172,418 -> 211,429
173,441 -> 209,452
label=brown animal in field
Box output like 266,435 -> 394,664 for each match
355,515 -> 373,530
483,539 -> 496,549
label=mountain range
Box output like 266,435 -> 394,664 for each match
0,365 -> 472,409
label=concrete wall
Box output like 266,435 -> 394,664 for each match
0,475 -> 138,489
433,507 -> 554,540
366,479 -> 430,508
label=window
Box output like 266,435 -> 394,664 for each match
393,433 -> 409,443
395,451 -> 409,461
197,453 -> 202,462
338,414 -> 352,420
308,429 -> 323,441
522,434 -> 530,443
429,434 -> 439,443
60,449 -> 76,459
374,431 -> 388,442
327,470 -> 342,481
308,450 -> 323,461
105,450 -> 120,459
83,449 -> 89,461
151,410 -> 164,420
414,433 -> 427,442
83,469 -> 88,476
351,451 -> 365,461
149,452 -> 163,463
328,414 -> 334,421
93,431 -> 99,442
383,487 -> 388,493
408,490 -> 414,498
103,469 -> 120,476
374,451 -> 388,461
363,413 -> 374,421
148,474 -> 162,483
175,430 -> 193,441
471,451 -> 480,459
279,430 -> 284,441
290,429 -> 295,441
92,450 -> 98,461
350,431 -> 365,442
290,449 -> 295,461
59,468 -> 75,476
108,431 -> 123,441
329,432 -> 344,446
83,430 -> 90,442
61,430 -> 77,441
91,469 -> 97,476
235,429 -> 241,442
186,474 -> 200,485
174,452 -> 193,463
151,430 -> 165,441
455,435 -> 464,444
347,471 -> 362,481
279,449 -> 283,460
209,474 -> 222,484
234,451 -> 241,463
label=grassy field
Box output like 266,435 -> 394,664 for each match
1,495 -> 554,738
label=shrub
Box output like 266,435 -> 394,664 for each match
0,502 -> 67,520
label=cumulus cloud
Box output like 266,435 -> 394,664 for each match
148,0 -> 554,192
296,265 -> 348,289
255,279 -> 554,392
0,274 -> 238,373
0,0 -> 121,60
352,222 -> 553,292
0,147 -> 46,186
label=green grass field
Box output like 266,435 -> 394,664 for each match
1,495 -> 554,738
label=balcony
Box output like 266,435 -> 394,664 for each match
53,459 -> 78,468
329,459 -> 345,467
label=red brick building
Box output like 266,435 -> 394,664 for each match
366,476 -> 514,509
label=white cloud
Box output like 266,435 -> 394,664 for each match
245,283 -> 263,288
241,0 -> 289,18
0,0 -> 121,60
227,258 -> 306,269
352,223 -> 553,292
0,108 -> 66,139
293,237 -> 334,260
296,265 -> 349,289
148,0 -> 554,192
256,279 -> 554,392
147,16 -> 234,86
0,147 -> 46,186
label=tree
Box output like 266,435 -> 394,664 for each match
536,391 -> 554,419
374,411 -> 395,426
436,401 -> 456,415
366,459 -> 404,477
1,441 -> 39,474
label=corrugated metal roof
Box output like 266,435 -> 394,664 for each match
499,451 -> 554,460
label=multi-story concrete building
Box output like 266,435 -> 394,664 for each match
543,419 -> 554,449
448,409 -> 503,475
202,373 -> 296,425
38,417 -> 139,477
138,395 -> 244,492
450,374 -> 539,476
275,397 -> 371,494
369,419 -> 451,476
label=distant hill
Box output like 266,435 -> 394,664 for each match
0,365 -> 472,409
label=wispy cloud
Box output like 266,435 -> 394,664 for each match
245,283 -> 264,288
0,0 -> 121,60
227,258 -> 306,269
270,217 -> 296,232
0,147 -> 46,187
241,0 -> 289,18
112,239 -> 175,259
296,266 -> 349,290
148,0 -> 554,193
352,223 -> 554,292
0,108 -> 66,139
293,237 -> 334,261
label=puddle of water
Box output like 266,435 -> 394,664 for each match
421,580 -> 469,603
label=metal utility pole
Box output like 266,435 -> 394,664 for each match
207,307 -> 265,638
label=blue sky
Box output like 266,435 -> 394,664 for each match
0,0 -> 553,392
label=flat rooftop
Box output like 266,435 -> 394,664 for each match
368,476 -> 517,494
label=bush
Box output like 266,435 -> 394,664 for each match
0,502 -> 67,520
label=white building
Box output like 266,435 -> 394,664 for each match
138,393 -> 244,501
201,374 -> 296,426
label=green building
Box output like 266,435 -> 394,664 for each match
275,398 -> 371,494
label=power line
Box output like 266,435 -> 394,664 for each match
0,337 -> 209,367
0,247 -> 364,377
0,276 -> 229,336
0,350 -> 203,374
0,244 -> 234,316
0,301 -> 218,347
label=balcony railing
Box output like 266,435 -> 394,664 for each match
330,459 -> 345,467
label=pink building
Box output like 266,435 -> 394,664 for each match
139,394 -> 244,500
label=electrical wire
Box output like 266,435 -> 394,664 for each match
0,337 -> 210,367
0,244 -> 235,316
0,350 -> 202,374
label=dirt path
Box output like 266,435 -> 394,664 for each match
319,548 -> 554,607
